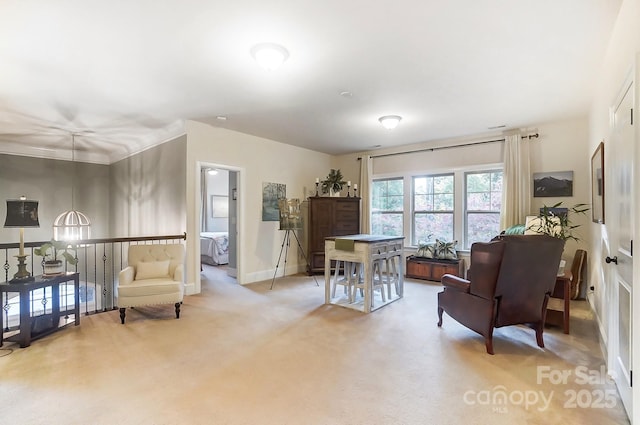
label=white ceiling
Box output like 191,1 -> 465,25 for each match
0,0 -> 622,164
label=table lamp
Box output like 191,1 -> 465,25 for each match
4,197 -> 40,282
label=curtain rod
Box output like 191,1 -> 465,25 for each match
357,133 -> 539,160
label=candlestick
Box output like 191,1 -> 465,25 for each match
315,182 -> 319,196
354,187 -> 358,198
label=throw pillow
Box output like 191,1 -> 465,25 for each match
416,243 -> 435,258
136,260 -> 170,280
435,239 -> 458,260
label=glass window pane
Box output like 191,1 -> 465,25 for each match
414,213 -> 453,244
372,178 -> 403,236
434,193 -> 454,210
372,213 -> 403,236
467,173 -> 490,192
434,175 -> 454,193
414,194 -> 432,211
467,213 -> 500,247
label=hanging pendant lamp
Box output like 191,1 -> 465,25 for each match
53,133 -> 91,241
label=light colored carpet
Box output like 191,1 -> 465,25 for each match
0,265 -> 630,425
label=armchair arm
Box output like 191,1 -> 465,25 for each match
119,266 -> 135,286
173,264 -> 184,282
441,274 -> 471,293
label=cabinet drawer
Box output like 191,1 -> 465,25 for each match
335,201 -> 358,212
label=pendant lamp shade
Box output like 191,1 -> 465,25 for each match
54,210 -> 91,240
54,133 -> 91,241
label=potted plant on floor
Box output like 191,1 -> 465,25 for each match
34,239 -> 78,276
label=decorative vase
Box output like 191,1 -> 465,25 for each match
43,260 -> 64,276
329,188 -> 341,197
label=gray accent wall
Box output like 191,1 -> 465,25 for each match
109,136 -> 187,237
0,154 -> 110,243
0,135 -> 186,246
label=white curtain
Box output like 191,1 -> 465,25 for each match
200,168 -> 208,231
500,134 -> 531,230
359,155 -> 372,233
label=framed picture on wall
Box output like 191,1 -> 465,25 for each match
591,141 -> 605,224
533,171 -> 573,197
262,182 -> 286,221
211,195 -> 229,218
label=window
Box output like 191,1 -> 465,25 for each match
412,174 -> 454,245
371,178 -> 403,236
465,170 -> 503,248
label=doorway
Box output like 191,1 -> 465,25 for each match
199,164 -> 239,283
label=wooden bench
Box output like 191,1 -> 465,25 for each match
406,256 -> 464,282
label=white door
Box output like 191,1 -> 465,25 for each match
608,79 -> 634,418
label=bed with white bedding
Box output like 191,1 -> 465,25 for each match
200,232 -> 229,265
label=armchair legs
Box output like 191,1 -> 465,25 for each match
437,307 -> 444,327
118,303 -> 183,324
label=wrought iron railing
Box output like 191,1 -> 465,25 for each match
0,234 -> 187,328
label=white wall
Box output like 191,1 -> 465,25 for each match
588,0 -> 640,421
185,121 -> 331,292
334,117 -> 591,260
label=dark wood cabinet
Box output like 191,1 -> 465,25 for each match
307,196 -> 360,274
406,256 -> 465,282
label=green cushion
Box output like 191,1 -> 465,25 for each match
503,224 -> 525,235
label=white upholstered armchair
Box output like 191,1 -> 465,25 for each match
116,243 -> 185,324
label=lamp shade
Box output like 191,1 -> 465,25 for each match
53,210 -> 91,240
4,199 -> 40,228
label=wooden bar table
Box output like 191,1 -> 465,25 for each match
324,234 -> 404,313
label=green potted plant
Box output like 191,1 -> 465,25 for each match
527,202 -> 590,242
34,239 -> 78,275
321,169 -> 346,196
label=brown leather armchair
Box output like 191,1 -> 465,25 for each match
437,234 -> 564,354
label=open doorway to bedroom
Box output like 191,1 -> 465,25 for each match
200,165 -> 238,284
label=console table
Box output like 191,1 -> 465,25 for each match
324,234 -> 404,313
0,272 -> 80,348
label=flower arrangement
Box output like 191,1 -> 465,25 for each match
321,169 -> 346,195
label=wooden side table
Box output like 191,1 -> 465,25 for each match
546,273 -> 571,334
0,272 -> 80,347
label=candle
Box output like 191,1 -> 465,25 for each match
354,184 -> 358,190
315,178 -> 319,183
347,181 -> 351,186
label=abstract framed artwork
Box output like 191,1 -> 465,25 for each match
591,141 -> 605,224
533,171 -> 573,197
262,182 -> 286,221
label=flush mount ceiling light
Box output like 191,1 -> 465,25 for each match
207,169 -> 219,176
250,43 -> 289,71
378,115 -> 402,130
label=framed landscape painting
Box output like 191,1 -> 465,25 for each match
533,171 -> 573,197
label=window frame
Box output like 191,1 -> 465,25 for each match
371,177 -> 404,237
411,173 -> 455,246
463,169 -> 503,250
